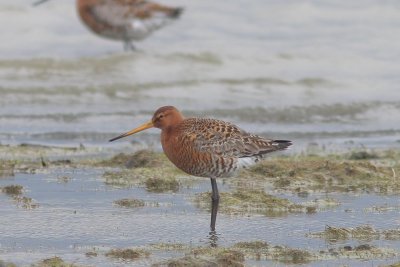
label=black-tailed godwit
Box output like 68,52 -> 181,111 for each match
34,0 -> 183,50
110,106 -> 292,231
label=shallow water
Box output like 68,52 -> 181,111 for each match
0,169 -> 399,266
1,0 -> 400,266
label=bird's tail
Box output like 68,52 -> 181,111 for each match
272,140 -> 293,150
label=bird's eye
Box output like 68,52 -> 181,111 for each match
158,114 -> 164,120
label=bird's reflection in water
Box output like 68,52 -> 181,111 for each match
208,230 -> 220,248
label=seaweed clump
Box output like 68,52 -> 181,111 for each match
195,189 -> 306,216
102,160 -> 183,192
234,241 -> 314,264
193,244 -> 311,265
309,225 -> 378,242
268,246 -> 313,264
114,198 -> 145,208
233,241 -> 269,260
348,151 -> 379,160
98,150 -> 165,168
99,150 -> 185,192
231,242 -> 313,264
152,256 -> 218,267
153,249 -> 245,267
247,157 -> 400,194
215,250 -> 245,267
150,243 -> 187,251
105,248 -> 150,260
0,160 -> 15,177
1,185 -> 23,195
319,244 -> 398,260
149,239 -> 397,265
1,184 -> 38,209
234,241 -> 269,250
308,225 -> 400,242
32,256 -> 82,267
145,177 -> 179,193
13,196 -> 39,209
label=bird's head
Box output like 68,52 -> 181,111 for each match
109,106 -> 184,142
151,106 -> 184,129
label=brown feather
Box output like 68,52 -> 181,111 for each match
151,107 -> 292,178
76,0 -> 183,43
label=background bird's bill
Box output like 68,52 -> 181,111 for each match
109,121 -> 154,142
33,0 -> 50,6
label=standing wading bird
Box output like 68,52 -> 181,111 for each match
109,106 -> 292,231
33,0 -> 183,51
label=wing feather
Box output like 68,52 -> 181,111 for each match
92,0 -> 180,23
89,0 -> 182,39
180,118 -> 291,158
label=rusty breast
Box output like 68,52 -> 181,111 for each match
76,0 -> 117,37
160,119 -> 238,178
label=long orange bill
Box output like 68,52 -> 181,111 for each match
109,121 -> 154,142
33,0 -> 50,6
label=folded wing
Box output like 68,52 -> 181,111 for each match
182,118 -> 292,158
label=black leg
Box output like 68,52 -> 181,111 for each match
123,41 -> 135,51
210,178 -> 220,231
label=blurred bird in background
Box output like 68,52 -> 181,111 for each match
34,0 -> 183,50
